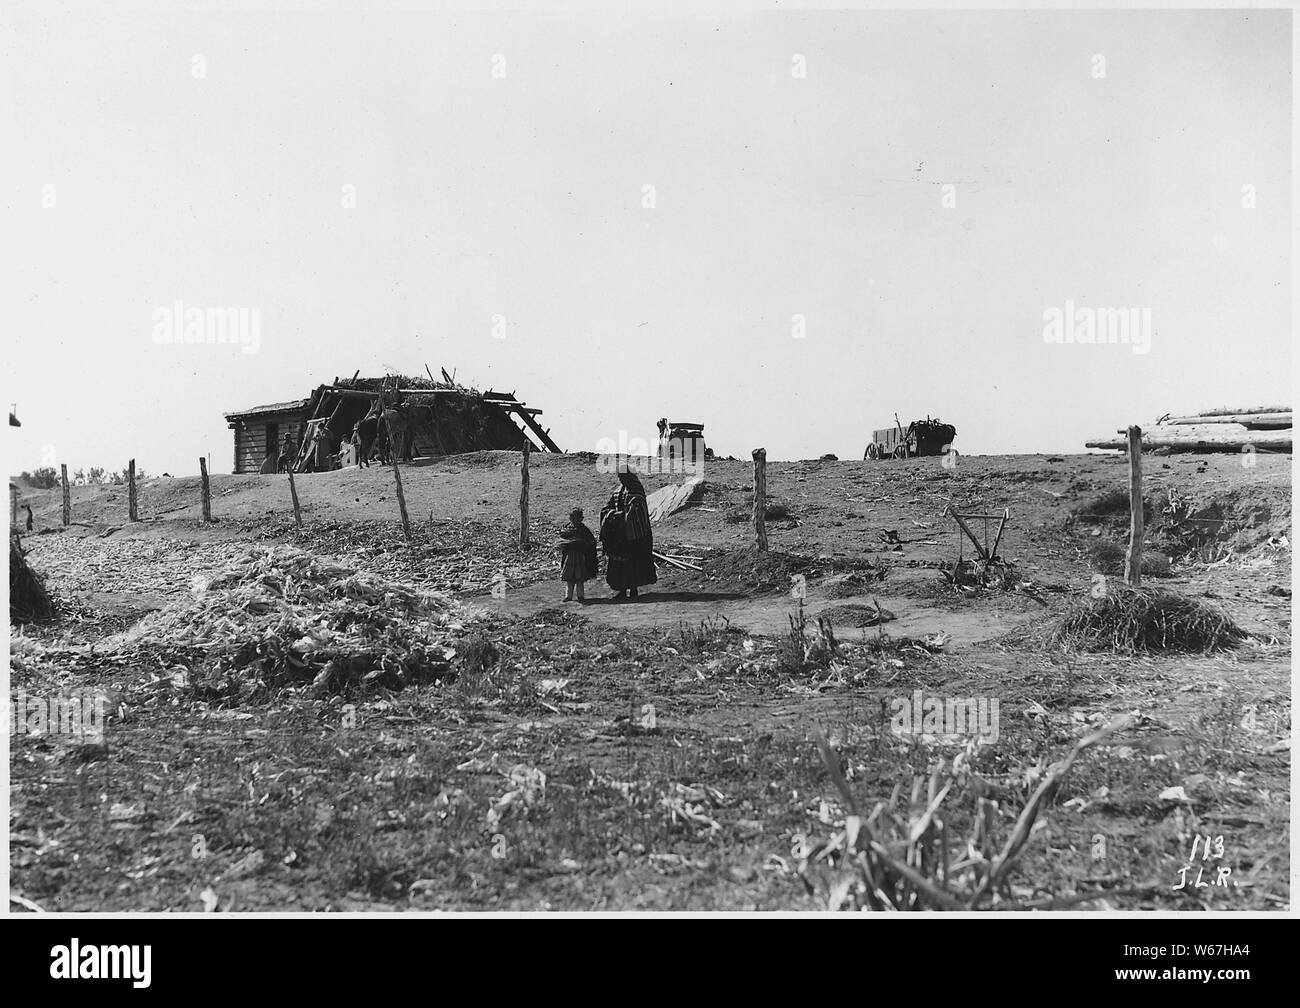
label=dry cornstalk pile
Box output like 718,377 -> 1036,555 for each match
1052,584 -> 1245,653
101,545 -> 467,696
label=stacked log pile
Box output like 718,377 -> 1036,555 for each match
1086,405 -> 1292,453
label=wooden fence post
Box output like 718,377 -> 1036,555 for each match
199,457 -> 212,522
286,468 -> 302,529
752,448 -> 768,553
391,457 -> 411,541
127,459 -> 138,521
520,440 -> 531,546
61,464 -> 70,527
1124,425 -> 1143,587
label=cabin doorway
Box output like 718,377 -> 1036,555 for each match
265,422 -> 279,466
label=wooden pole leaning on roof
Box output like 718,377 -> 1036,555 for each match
752,448 -> 768,553
1124,425 -> 1143,587
286,468 -> 302,529
127,459 -> 138,521
61,464 -> 70,526
520,439 -> 531,546
199,457 -> 212,522
391,456 -> 411,541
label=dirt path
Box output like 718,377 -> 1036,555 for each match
471,565 -> 1038,645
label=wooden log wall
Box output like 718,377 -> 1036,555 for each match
229,412 -> 308,473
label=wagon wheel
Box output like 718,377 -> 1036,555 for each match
865,443 -> 880,460
893,443 -> 909,460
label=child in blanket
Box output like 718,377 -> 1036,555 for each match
557,508 -> 598,602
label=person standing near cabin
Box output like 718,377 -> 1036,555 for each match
340,427 -> 358,468
600,469 -> 657,600
277,432 -> 297,473
23,503 -> 33,532
355,407 -> 380,467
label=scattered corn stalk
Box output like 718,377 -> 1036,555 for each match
803,714 -> 1133,910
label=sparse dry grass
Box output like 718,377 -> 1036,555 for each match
12,607 -> 1288,911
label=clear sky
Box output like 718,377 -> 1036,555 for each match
3,4 -> 1291,476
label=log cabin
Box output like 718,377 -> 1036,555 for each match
224,374 -> 561,474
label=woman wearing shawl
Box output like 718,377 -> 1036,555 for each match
599,469 -> 658,599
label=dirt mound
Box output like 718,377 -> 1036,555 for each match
699,545 -> 890,595
1150,485 -> 1291,558
821,570 -> 889,599
699,546 -> 813,593
1074,483 -> 1290,561
816,600 -> 897,628
1073,489 -> 1149,522
723,500 -> 794,524
822,581 -> 867,600
10,533 -> 56,623
1085,540 -> 1172,577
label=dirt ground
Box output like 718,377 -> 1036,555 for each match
10,450 -> 1292,911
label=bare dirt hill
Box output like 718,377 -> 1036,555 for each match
21,450 -> 1291,643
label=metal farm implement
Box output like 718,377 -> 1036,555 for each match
943,505 -> 1013,590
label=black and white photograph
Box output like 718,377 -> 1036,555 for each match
4,0 -> 1293,929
